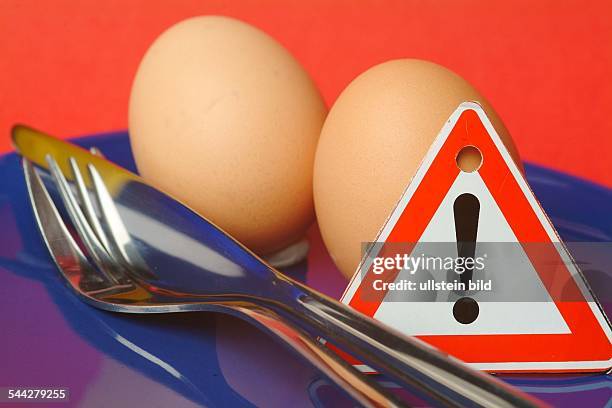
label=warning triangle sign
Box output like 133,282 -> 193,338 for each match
340,102 -> 612,373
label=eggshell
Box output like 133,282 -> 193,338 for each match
313,59 -> 521,279
129,16 -> 326,255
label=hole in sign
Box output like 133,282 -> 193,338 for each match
456,146 -> 482,173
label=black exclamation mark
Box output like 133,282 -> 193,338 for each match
452,146 -> 483,325
454,193 -> 480,286
452,194 -> 480,324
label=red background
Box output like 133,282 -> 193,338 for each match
1,0 -> 611,186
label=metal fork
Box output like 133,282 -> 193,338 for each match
17,127 -> 541,408
25,156 -> 399,407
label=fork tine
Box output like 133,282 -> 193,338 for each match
23,159 -> 107,290
89,147 -> 104,157
69,157 -> 113,254
46,154 -> 121,285
88,163 -> 154,278
70,150 -> 139,275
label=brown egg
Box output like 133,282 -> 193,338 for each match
313,59 -> 520,279
129,16 -> 326,255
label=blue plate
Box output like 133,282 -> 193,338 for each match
0,132 -> 610,407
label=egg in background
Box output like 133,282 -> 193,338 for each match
313,59 -> 521,279
129,16 -> 326,256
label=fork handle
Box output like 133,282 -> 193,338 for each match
261,277 -> 542,408
228,304 -> 405,407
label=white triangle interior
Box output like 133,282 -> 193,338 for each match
373,171 -> 570,335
